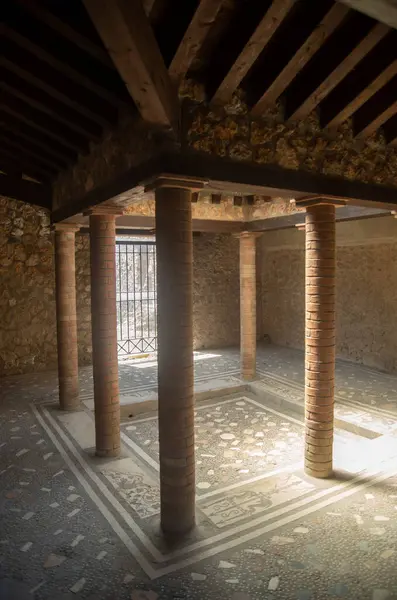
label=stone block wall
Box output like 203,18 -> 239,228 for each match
0,197 -> 241,376
193,233 -> 240,349
261,219 -> 397,373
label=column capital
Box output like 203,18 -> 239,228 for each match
83,204 -> 124,217
52,222 -> 80,233
235,231 -> 262,239
144,173 -> 207,193
295,195 -> 346,209
391,210 -> 397,218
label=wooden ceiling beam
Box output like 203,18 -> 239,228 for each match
354,76 -> 397,137
287,22 -> 389,122
169,0 -> 224,83
0,133 -> 66,171
1,79 -> 100,143
3,27 -> 126,110
0,153 -> 43,183
14,0 -> 113,68
251,3 -> 348,116
323,59 -> 397,129
0,146 -> 54,180
212,0 -> 295,105
0,114 -> 75,164
1,57 -> 110,128
0,173 -> 51,208
83,0 -> 179,129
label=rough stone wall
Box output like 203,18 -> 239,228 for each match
53,113 -> 177,211
75,233 -> 92,366
0,196 -> 56,376
0,198 -> 92,376
193,233 -> 240,349
184,97 -> 397,188
0,199 -> 240,375
261,222 -> 397,373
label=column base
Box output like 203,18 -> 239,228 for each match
95,447 -> 121,459
304,463 -> 333,479
161,511 -> 195,537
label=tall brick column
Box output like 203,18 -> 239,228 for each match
304,201 -> 336,478
149,176 -> 202,535
240,232 -> 259,380
88,207 -> 121,458
53,223 -> 80,411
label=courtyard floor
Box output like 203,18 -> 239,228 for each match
1,344 -> 397,599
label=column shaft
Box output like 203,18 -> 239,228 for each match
240,232 -> 257,380
156,186 -> 195,535
54,227 -> 79,411
89,214 -> 120,458
305,204 -> 336,478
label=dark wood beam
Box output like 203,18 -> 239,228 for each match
3,27 -> 126,110
211,0 -> 295,105
0,133 -> 65,171
15,0 -> 113,68
83,0 -> 179,129
0,153 -> 44,183
251,3 -> 348,115
0,140 -> 57,177
211,193 -> 221,204
1,57 -> 110,128
169,0 -> 224,83
52,151 -> 397,222
0,114 -> 75,164
383,113 -> 397,145
323,60 -> 397,130
0,173 -> 51,208
287,22 -> 388,122
1,79 -> 100,144
354,75 -> 397,137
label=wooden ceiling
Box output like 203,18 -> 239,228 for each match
2,0 -> 397,190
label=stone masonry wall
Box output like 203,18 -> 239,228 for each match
0,197 -> 92,376
261,221 -> 397,373
184,96 -> 397,188
193,233 -> 240,349
0,197 -> 240,375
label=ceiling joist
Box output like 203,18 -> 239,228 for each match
251,3 -> 349,115
14,0 -> 113,68
83,0 -> 179,129
212,0 -> 295,106
169,0 -> 224,84
287,21 -> 389,121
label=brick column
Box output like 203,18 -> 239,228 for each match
240,232 -> 258,380
88,207 -> 121,458
149,176 -> 202,536
304,202 -> 336,478
53,223 -> 80,411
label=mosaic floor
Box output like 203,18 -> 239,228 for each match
1,344 -> 397,599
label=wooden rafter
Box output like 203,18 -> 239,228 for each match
0,145 -> 55,179
1,79 -> 100,142
287,22 -> 389,122
251,3 -> 348,115
0,172 -> 51,208
323,60 -> 397,129
83,0 -> 179,128
212,0 -> 295,105
0,153 -> 43,183
14,0 -> 113,68
355,76 -> 397,137
3,26 -> 126,109
0,114 -> 75,163
0,133 -> 66,171
169,0 -> 223,83
1,57 -> 110,128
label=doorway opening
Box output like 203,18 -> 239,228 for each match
115,238 -> 157,357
